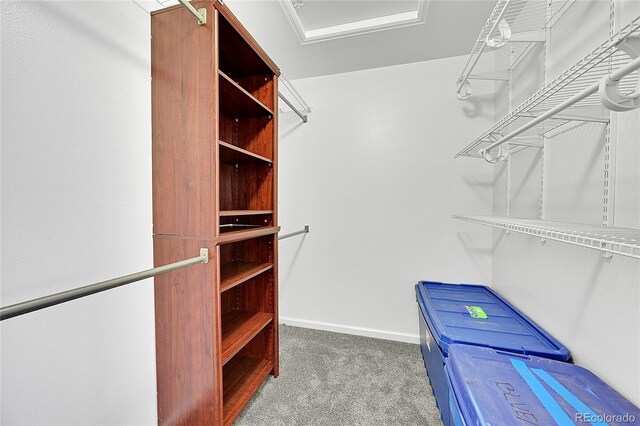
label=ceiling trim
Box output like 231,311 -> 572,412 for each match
279,1 -> 430,45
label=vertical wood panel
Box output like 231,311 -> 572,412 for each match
152,1 -> 216,237
153,237 -> 221,425
271,76 -> 280,377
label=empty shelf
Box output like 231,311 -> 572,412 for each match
217,226 -> 279,245
219,70 -> 273,118
220,210 -> 273,217
223,356 -> 273,425
453,215 -> 640,259
221,311 -> 272,365
220,261 -> 273,292
219,140 -> 272,164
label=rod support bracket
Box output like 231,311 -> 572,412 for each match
304,225 -> 310,233
200,248 -> 209,263
178,0 -> 207,26
197,8 -> 207,25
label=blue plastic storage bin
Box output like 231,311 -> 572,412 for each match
446,344 -> 640,425
415,280 -> 570,424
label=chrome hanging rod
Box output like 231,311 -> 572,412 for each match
0,249 -> 209,321
479,55 -> 640,161
280,73 -> 310,112
177,0 -> 207,26
279,92 -> 308,123
279,225 -> 310,240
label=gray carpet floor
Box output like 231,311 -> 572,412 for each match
235,325 -> 443,425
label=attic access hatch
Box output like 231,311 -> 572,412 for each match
280,0 -> 429,44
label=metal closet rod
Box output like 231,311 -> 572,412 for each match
278,73 -> 310,123
480,55 -> 640,159
280,73 -> 310,112
0,249 -> 210,321
279,92 -> 308,123
279,225 -> 310,240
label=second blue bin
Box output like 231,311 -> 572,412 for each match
415,280 -> 570,423
446,344 -> 640,425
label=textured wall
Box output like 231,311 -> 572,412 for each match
1,1 -> 156,423
276,57 -> 494,342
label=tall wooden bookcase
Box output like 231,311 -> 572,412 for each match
151,1 -> 280,424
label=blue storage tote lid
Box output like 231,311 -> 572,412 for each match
446,344 -> 640,426
415,281 -> 570,361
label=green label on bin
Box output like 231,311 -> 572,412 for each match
465,305 -> 488,319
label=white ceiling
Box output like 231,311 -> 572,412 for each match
225,0 -> 496,79
295,1 -> 420,31
280,0 -> 428,44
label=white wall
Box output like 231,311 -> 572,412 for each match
277,57 -> 494,342
1,2 -> 156,424
491,0 -> 640,405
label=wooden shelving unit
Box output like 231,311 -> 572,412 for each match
151,1 -> 280,424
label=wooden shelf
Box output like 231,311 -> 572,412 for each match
221,261 -> 273,292
219,70 -> 273,118
219,140 -> 272,165
223,356 -> 273,425
222,311 -> 272,365
220,209 -> 273,217
217,226 -> 280,245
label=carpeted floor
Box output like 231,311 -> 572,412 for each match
235,325 -> 443,425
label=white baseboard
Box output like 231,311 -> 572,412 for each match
279,316 -> 420,344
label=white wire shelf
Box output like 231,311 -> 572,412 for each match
455,16 -> 640,160
456,0 -> 574,100
453,215 -> 640,259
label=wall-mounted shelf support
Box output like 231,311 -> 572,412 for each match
469,70 -> 510,81
508,29 -> 545,43
509,139 -> 543,148
177,0 -> 207,25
